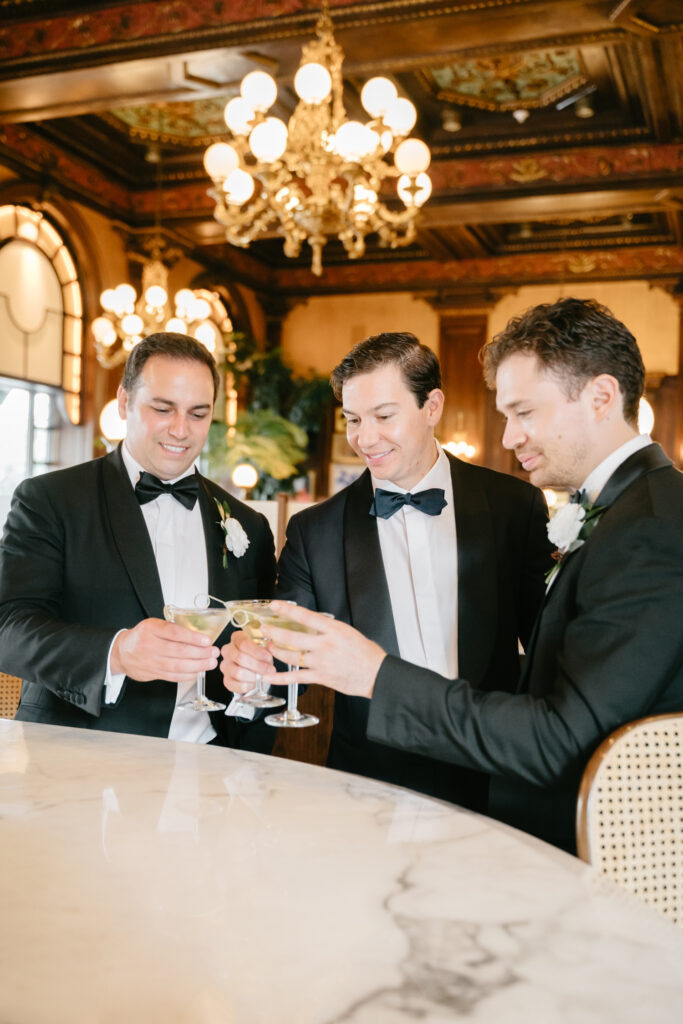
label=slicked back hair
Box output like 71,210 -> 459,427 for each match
330,331 -> 441,408
480,297 -> 644,426
121,332 -> 220,400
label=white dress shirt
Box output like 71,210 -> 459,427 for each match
104,443 -> 216,744
373,443 -> 458,678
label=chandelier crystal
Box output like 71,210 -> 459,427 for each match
91,246 -> 232,368
203,9 -> 432,276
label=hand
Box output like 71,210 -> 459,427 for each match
219,630 -> 274,695
111,618 -> 219,683
258,601 -> 386,699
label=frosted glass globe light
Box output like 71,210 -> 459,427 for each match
99,288 -> 117,313
397,171 -> 432,207
113,283 -> 136,315
395,138 -> 431,175
121,313 -> 144,337
188,297 -> 211,322
360,77 -> 397,118
240,70 -> 277,112
383,97 -> 417,136
193,322 -> 217,350
145,284 -> 167,308
174,288 -> 195,315
638,397 -> 654,434
92,316 -> 117,347
294,62 -> 332,104
335,121 -> 375,161
99,399 -> 127,442
224,97 -> 255,136
232,462 -> 259,489
224,168 -> 256,206
203,142 -> 239,180
166,317 -> 187,334
249,117 -> 288,163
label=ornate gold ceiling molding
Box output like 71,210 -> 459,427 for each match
3,0 -> 680,76
269,244 -> 683,295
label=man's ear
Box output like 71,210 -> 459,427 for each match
117,384 -> 129,421
424,388 -> 445,425
588,374 -> 621,422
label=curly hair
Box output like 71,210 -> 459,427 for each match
480,297 -> 644,426
330,331 -> 441,408
121,332 -> 220,400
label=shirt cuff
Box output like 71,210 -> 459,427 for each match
104,630 -> 127,704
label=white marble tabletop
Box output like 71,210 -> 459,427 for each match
0,720 -> 681,1024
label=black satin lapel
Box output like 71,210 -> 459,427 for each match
448,455 -> 497,684
343,471 -> 399,655
197,477 -> 241,602
103,448 -> 164,617
595,443 -> 671,509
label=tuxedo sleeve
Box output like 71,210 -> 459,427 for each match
0,476 -> 115,716
367,515 -> 683,788
274,514 -> 319,611
517,485 -> 552,650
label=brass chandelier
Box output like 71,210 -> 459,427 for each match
203,9 -> 432,276
91,244 -> 232,368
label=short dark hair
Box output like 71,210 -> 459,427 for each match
121,332 -> 220,400
481,297 -> 645,426
330,331 -> 441,408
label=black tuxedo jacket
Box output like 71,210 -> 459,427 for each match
0,447 -> 276,747
276,452 -> 551,807
367,444 -> 683,852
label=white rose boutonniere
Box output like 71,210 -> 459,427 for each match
545,494 -> 604,584
215,498 -> 250,567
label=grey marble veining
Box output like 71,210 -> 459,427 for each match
0,720 -> 681,1023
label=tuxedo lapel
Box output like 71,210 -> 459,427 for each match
197,477 -> 226,600
520,443 -> 672,686
197,478 -> 251,603
102,448 -> 164,617
594,442 -> 671,509
448,454 -> 497,683
343,471 -> 399,655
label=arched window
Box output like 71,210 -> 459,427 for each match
0,205 -> 86,526
0,204 -> 83,424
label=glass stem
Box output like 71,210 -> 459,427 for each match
287,681 -> 299,720
196,670 -> 206,702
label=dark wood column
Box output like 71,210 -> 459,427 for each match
428,288 -> 516,475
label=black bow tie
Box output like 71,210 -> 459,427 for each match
370,487 -> 447,520
134,471 -> 199,510
569,488 -> 588,505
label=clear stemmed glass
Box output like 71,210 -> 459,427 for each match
225,599 -> 286,709
264,611 -> 333,729
163,595 -> 230,712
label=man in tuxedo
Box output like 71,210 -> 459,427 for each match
223,331 -> 551,810
240,298 -> 683,853
0,332 -> 275,747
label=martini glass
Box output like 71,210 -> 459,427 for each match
263,611 -> 333,729
225,599 -> 287,709
163,596 -> 230,711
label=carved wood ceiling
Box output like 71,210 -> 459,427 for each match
0,0 -> 682,299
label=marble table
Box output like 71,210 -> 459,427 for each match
0,721 -> 681,1023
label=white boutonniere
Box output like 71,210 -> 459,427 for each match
215,498 -> 250,567
546,494 -> 604,585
